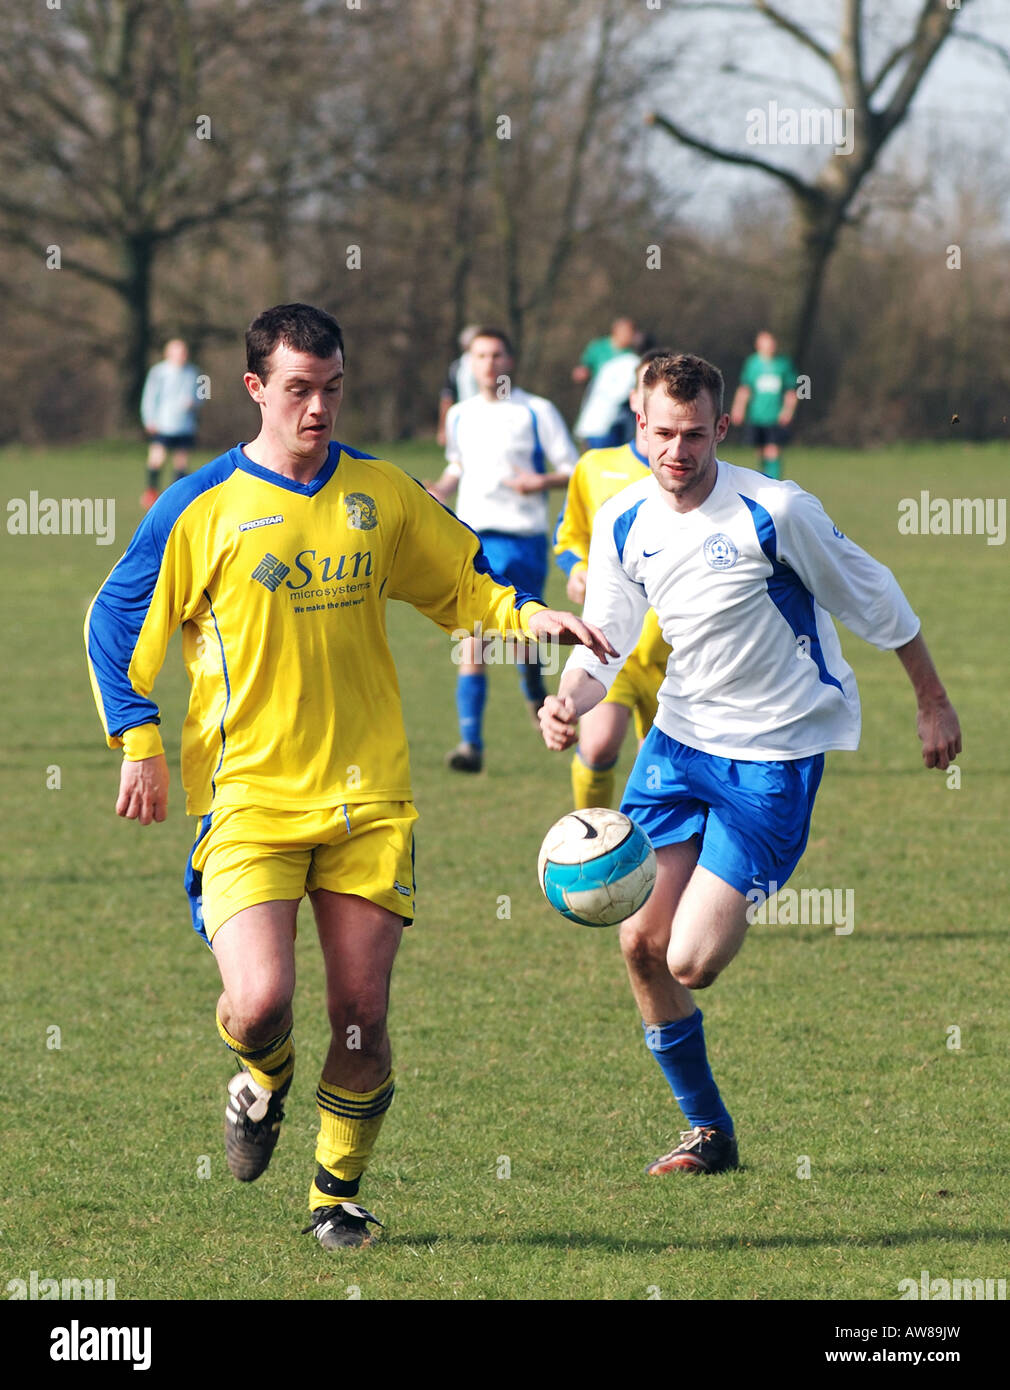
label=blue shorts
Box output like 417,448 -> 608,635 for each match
151,432 -> 196,450
478,531 -> 547,601
620,727 -> 824,899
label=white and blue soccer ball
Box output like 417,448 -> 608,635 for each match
537,808 -> 656,927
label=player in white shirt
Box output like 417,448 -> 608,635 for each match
429,328 -> 578,772
540,353 -> 961,1176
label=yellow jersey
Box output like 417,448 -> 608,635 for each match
86,442 -> 546,815
552,442 -> 669,670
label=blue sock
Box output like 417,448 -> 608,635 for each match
643,1010 -> 733,1135
456,673 -> 487,747
518,660 -> 546,706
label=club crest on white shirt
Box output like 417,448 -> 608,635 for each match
703,532 -> 739,570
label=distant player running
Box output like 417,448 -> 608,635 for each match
428,327 -> 578,773
553,348 -> 672,809
540,353 -> 960,1176
86,304 -> 612,1249
140,338 -> 204,509
730,330 -> 798,479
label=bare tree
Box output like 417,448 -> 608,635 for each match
0,0 -> 352,422
647,0 -> 975,364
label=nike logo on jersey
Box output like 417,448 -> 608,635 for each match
643,548 -> 664,558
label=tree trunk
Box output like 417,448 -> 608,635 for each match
122,232 -> 155,427
790,201 -> 845,367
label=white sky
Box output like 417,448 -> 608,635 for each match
629,0 -> 1010,231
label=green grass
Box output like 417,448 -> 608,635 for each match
1,437 -> 1007,1301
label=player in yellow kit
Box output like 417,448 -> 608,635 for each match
553,349 -> 672,809
85,304 -> 613,1250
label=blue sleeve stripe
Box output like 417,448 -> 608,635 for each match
526,405 -> 545,474
612,498 -> 645,564
738,493 -> 843,694
86,455 -> 236,738
205,591 -> 232,797
469,544 -> 541,607
403,472 -> 543,608
552,495 -> 567,545
555,548 -> 583,577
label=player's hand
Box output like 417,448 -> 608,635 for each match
778,410 -> 793,426
566,569 -> 587,605
539,694 -> 579,751
503,473 -> 542,494
916,697 -> 962,770
730,410 -> 744,428
526,609 -> 617,662
116,754 -> 169,825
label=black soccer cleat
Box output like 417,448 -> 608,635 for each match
644,1126 -> 739,1176
224,1072 -> 291,1182
302,1201 -> 384,1250
445,741 -> 483,773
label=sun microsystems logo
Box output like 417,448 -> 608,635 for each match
251,553 -> 291,591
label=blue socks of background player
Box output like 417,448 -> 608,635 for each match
456,672 -> 487,747
643,1010 -> 734,1135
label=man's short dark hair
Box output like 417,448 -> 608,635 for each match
642,352 -> 725,420
471,325 -> 514,357
638,345 -> 674,370
246,304 -> 345,382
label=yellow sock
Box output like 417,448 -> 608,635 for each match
215,1010 -> 295,1091
571,751 -> 616,810
310,1071 -> 395,1211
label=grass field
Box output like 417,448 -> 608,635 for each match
2,437 -> 1007,1304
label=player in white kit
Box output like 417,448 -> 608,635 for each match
540,353 -> 961,1175
429,327 -> 577,772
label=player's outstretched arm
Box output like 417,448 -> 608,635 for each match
525,608 -> 616,661
116,753 -> 169,825
895,632 -> 962,770
539,669 -> 606,751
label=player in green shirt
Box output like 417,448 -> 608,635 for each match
730,331 -> 798,479
572,317 -> 638,385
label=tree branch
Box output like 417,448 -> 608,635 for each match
952,28 -> 1010,74
754,0 -> 833,68
645,111 -> 824,204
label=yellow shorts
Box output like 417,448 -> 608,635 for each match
603,655 -> 663,743
185,801 -> 418,944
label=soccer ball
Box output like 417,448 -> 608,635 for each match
537,808 -> 656,927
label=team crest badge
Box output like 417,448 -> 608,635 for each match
703,533 -> 739,570
345,492 -> 378,530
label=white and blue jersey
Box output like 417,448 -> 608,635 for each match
444,386 -> 576,538
567,460 -> 920,761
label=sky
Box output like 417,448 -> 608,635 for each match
629,0 -> 1010,233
